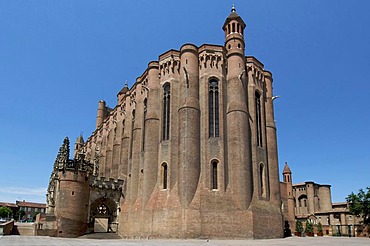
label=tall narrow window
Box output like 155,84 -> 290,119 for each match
255,92 -> 262,147
260,163 -> 265,195
142,98 -> 147,150
163,84 -> 170,140
143,98 -> 147,118
212,161 -> 218,190
162,163 -> 168,189
130,110 -> 135,158
122,120 -> 125,138
209,80 -> 219,137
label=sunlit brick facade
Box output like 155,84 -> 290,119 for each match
45,7 -> 285,239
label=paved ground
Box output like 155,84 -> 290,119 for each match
0,236 -> 369,246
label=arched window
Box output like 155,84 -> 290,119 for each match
284,174 -> 291,183
162,163 -> 168,189
162,84 -> 170,141
255,92 -> 262,147
211,160 -> 218,190
209,79 -> 219,137
232,22 -> 235,33
298,195 -> 308,207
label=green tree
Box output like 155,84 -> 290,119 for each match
317,221 -> 323,233
305,220 -> 313,233
17,209 -> 26,221
0,207 -> 13,218
295,220 -> 303,233
346,187 -> 370,225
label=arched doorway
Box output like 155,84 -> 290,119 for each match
89,197 -> 118,233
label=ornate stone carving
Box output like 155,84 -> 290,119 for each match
159,56 -> 180,76
199,53 -> 224,70
54,137 -> 70,171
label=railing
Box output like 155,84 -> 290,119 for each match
0,219 -> 14,235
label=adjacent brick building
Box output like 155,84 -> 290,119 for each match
280,162 -> 366,237
16,201 -> 46,221
0,201 -> 46,222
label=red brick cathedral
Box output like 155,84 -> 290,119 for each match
44,6 -> 285,239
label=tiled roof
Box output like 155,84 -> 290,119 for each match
16,201 -> 46,208
0,202 -> 18,208
283,163 -> 291,174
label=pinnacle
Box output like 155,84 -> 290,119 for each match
283,162 -> 292,174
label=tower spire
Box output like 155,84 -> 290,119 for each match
222,4 -> 246,38
231,4 -> 236,12
283,162 -> 292,174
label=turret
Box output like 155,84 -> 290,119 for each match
129,79 -> 144,203
96,100 -> 107,129
283,162 -> 295,231
178,44 -> 200,207
73,134 -> 84,159
283,162 -> 292,184
264,71 -> 282,204
224,6 -> 252,209
52,137 -> 90,237
223,5 -> 246,60
117,82 -> 129,104
142,61 -> 160,206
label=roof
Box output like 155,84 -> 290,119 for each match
0,202 -> 18,208
293,181 -> 332,188
332,202 -> 348,207
282,162 -> 291,174
75,134 -> 84,144
16,201 -> 46,208
117,82 -> 129,96
222,5 -> 246,30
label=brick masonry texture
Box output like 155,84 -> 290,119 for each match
44,7 -> 287,239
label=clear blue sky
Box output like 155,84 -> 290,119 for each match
0,1 -> 369,204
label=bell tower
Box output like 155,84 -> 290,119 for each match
283,162 -> 296,231
223,5 -> 246,59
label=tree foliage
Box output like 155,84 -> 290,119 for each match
317,221 -> 323,233
295,220 -> 303,233
346,186 -> 370,225
305,220 -> 313,233
17,209 -> 26,220
0,206 -> 13,218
